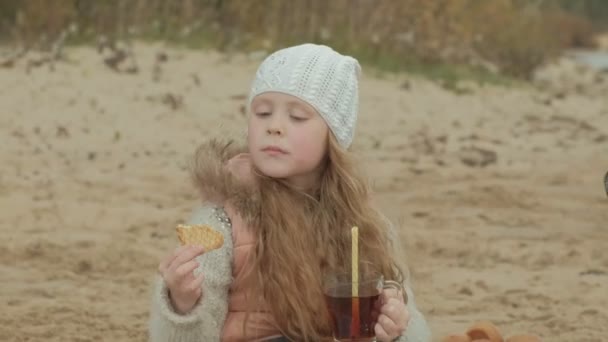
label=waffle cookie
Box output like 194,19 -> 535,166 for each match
175,224 -> 224,251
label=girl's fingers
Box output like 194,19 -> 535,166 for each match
158,245 -> 189,274
377,313 -> 399,337
187,273 -> 205,293
173,260 -> 200,281
168,245 -> 205,272
382,298 -> 405,318
193,286 -> 202,300
374,322 -> 391,342
383,288 -> 400,299
382,288 -> 403,304
381,299 -> 409,334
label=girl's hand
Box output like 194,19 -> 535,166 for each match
375,287 -> 410,341
158,245 -> 206,314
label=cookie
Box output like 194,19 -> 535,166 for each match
175,224 -> 224,251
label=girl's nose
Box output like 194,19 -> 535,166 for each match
267,127 -> 283,136
266,115 -> 284,136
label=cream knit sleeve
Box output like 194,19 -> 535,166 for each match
395,281 -> 432,342
384,215 -> 432,342
148,205 -> 233,342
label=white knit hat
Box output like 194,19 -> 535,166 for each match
248,44 -> 362,148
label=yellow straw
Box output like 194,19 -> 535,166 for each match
351,226 -> 359,297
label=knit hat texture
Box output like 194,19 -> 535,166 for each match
248,43 -> 361,148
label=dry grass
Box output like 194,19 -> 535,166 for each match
0,0 -> 599,79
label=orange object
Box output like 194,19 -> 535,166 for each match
442,334 -> 472,342
506,335 -> 542,342
466,321 -> 504,342
350,297 -> 360,337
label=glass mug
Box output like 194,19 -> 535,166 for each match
323,265 -> 405,342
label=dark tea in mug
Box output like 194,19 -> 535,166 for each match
324,286 -> 381,341
323,263 -> 404,342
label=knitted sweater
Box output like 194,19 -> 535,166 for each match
148,205 -> 431,342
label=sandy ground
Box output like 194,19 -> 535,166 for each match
1,43 -> 607,341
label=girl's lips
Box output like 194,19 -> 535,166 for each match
262,146 -> 288,154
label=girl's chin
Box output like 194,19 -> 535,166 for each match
252,163 -> 290,179
257,169 -> 292,179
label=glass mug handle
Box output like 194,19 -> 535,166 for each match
382,280 -> 408,305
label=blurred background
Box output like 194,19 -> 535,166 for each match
1,1 -> 607,341
1,0 -> 608,78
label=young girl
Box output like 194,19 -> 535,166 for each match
149,44 -> 431,342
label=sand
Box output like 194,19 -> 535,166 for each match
1,43 -> 606,341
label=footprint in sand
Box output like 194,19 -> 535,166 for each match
75,260 -> 93,274
458,146 -> 497,168
603,170 -> 608,196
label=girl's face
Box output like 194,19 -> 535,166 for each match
248,92 -> 329,190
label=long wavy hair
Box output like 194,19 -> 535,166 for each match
235,133 -> 407,341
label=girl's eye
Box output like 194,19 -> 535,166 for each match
256,112 -> 271,117
290,116 -> 307,122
